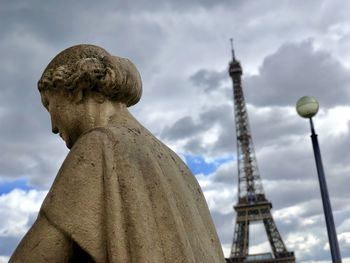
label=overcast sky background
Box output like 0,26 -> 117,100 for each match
1,0 -> 350,262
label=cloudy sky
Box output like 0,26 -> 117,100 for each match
1,0 -> 350,262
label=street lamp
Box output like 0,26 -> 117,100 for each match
296,96 -> 342,263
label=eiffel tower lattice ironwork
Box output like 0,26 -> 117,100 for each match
226,40 -> 295,263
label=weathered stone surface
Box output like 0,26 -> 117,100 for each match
10,45 -> 225,263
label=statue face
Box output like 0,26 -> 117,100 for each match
40,90 -> 82,149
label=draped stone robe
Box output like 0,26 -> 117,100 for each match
40,115 -> 225,262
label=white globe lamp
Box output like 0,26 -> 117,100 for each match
296,96 -> 319,118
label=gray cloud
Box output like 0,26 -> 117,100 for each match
183,138 -> 207,155
320,120 -> 350,167
245,40 -> 350,107
248,106 -> 307,147
211,210 -> 234,247
0,98 -> 66,188
161,104 -> 236,156
161,116 -> 203,140
190,69 -> 227,93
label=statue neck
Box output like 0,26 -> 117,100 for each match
83,99 -> 132,131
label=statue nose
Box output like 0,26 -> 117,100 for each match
52,126 -> 59,134
51,117 -> 59,134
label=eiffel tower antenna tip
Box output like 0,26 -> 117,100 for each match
230,38 -> 235,61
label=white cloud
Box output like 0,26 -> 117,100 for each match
0,189 -> 47,257
316,106 -> 350,137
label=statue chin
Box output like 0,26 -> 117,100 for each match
66,141 -> 73,149
62,134 -> 74,149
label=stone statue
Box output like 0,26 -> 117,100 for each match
10,45 -> 225,263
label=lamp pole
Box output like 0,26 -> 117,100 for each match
296,96 -> 342,263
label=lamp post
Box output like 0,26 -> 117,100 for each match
296,96 -> 342,263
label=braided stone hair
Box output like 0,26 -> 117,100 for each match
38,44 -> 142,107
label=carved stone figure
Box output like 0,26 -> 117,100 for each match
10,45 -> 225,263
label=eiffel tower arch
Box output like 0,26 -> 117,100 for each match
226,40 -> 295,263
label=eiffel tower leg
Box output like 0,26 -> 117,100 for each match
230,216 -> 249,259
263,215 -> 289,258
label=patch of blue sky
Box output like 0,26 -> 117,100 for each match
0,178 -> 34,195
184,154 -> 234,175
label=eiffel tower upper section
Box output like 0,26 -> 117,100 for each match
228,42 -> 266,206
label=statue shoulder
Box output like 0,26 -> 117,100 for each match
70,126 -> 134,155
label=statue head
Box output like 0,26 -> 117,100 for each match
38,45 -> 142,148
38,44 -> 142,106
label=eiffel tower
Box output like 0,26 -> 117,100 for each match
226,40 -> 295,263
